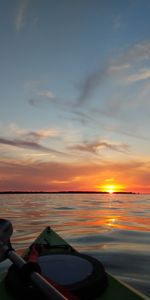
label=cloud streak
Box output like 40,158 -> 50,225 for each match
21,129 -> 60,142
77,41 -> 150,105
0,137 -> 65,156
0,124 -> 60,142
15,0 -> 30,32
119,41 -> 150,64
71,140 -> 130,155
78,64 -> 108,105
124,68 -> 150,84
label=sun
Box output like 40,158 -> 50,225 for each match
106,185 -> 115,194
97,183 -> 124,193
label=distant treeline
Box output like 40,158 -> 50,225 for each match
0,191 -> 136,194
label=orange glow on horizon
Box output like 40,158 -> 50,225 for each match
0,158 -> 149,193
97,183 -> 125,193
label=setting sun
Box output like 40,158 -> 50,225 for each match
107,186 -> 114,194
97,183 -> 124,193
104,185 -> 116,193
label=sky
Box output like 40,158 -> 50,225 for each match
0,0 -> 150,193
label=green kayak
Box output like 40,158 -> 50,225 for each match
0,226 -> 149,300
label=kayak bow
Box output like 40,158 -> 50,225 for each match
0,222 -> 149,300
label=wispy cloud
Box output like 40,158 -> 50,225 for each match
124,68 -> 150,84
0,124 -> 60,141
106,125 -> 150,142
0,137 -> 65,155
108,64 -> 130,72
29,130 -> 58,140
0,123 -> 64,157
69,110 -> 95,125
15,0 -> 30,32
78,64 -> 108,105
28,89 -> 56,107
71,139 -> 130,155
77,62 -> 129,105
21,129 -> 60,142
119,41 -> 150,64
38,90 -> 55,99
28,97 -> 58,108
139,81 -> 150,100
77,41 -> 150,105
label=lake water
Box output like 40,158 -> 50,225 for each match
0,193 -> 150,297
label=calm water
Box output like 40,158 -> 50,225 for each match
0,193 -> 150,297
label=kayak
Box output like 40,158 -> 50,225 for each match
0,225 -> 149,300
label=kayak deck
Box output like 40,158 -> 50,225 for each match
0,226 -> 148,300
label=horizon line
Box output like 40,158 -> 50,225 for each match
0,190 -> 141,194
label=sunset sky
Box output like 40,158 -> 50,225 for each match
0,0 -> 150,193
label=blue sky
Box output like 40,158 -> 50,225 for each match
0,0 -> 150,192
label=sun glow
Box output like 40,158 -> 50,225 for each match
105,185 -> 115,194
108,188 -> 114,194
97,183 -> 124,193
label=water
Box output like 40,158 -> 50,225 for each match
0,193 -> 150,297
